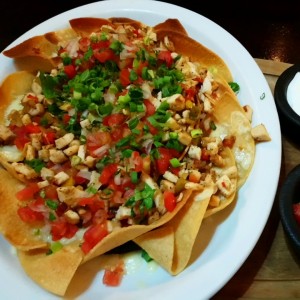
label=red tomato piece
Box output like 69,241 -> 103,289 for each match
163,191 -> 177,212
94,48 -> 116,63
64,64 -> 77,79
16,183 -> 40,201
119,68 -> 131,86
103,113 -> 126,127
158,50 -> 173,67
102,261 -> 125,287
99,163 -> 119,185
155,147 -> 175,175
51,219 -> 78,241
81,223 -> 108,254
143,99 -> 156,117
17,207 -> 44,223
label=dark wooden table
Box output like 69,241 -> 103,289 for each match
1,1 -> 300,298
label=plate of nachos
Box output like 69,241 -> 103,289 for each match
0,0 -> 281,299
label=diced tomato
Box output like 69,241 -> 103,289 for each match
293,203 -> 300,226
17,207 -> 44,223
94,48 -> 117,63
43,184 -> 58,200
163,191 -> 177,212
74,173 -> 89,185
64,64 -> 77,79
119,68 -> 131,86
156,147 -> 179,175
131,151 -> 143,172
158,50 -> 173,67
99,163 -> 119,185
51,219 -> 78,241
91,40 -> 110,50
103,113 -> 126,127
62,114 -> 71,124
111,127 -> 123,142
16,183 -> 40,201
86,132 -> 112,157
102,261 -> 125,287
185,87 -> 197,100
81,223 -> 108,254
78,37 -> 91,52
25,124 -> 41,134
144,119 -> 158,135
42,131 -> 56,145
78,194 -> 106,213
143,99 -> 156,117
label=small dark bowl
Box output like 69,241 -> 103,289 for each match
279,164 -> 300,256
274,64 -> 300,143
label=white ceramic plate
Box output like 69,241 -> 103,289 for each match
0,0 -> 281,299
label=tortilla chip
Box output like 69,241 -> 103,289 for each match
155,30 -> 233,82
69,17 -> 111,37
135,186 -> 214,275
0,71 -> 35,123
83,188 -> 193,263
0,169 -> 47,250
2,35 -> 58,61
133,226 -> 175,272
18,244 -> 83,296
154,18 -> 188,35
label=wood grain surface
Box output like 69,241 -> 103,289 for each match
212,59 -> 300,299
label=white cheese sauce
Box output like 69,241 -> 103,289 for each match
287,72 -> 300,116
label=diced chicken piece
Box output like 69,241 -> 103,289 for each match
77,144 -> 86,161
185,182 -> 204,191
178,132 -> 192,145
164,94 -> 186,111
21,114 -> 31,125
38,147 -> 50,162
207,141 -> 219,155
163,171 -> 178,183
80,119 -> 90,128
166,117 -> 180,130
30,133 -> 42,150
0,125 -> 15,143
188,145 -> 201,160
53,171 -> 70,185
63,144 -> 79,156
40,167 -> 55,181
160,179 -> 175,193
57,186 -> 88,207
216,175 -> 235,197
28,103 -> 44,116
37,180 -> 50,189
251,124 -> 271,142
11,162 -> 38,180
25,144 -> 36,161
115,206 -> 131,220
189,170 -> 201,183
49,149 -> 68,164
64,210 -> 80,225
55,133 -> 75,149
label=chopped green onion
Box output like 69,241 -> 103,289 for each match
191,129 -> 203,138
170,158 -> 181,168
141,249 -> 153,262
131,171 -> 138,184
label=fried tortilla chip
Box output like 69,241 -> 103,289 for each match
155,30 -> 233,82
18,244 -> 83,296
0,169 -> 47,250
135,185 -> 214,275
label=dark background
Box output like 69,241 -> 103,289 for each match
1,0 -> 300,64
